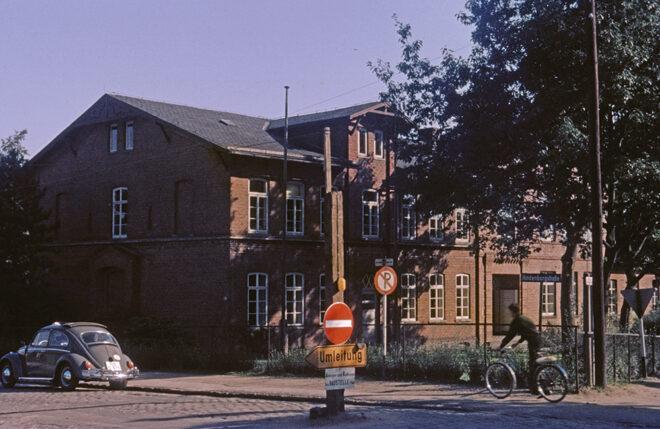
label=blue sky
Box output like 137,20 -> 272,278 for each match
0,0 -> 472,156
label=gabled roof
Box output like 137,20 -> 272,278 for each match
268,101 -> 387,129
32,94 -> 397,165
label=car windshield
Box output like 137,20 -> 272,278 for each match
81,331 -> 117,345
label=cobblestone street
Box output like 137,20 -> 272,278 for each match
1,384 -> 658,429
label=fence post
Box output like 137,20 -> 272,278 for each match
627,334 -> 631,382
574,326 -> 579,393
612,334 -> 616,383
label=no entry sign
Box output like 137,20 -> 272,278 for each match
374,266 -> 398,295
323,302 -> 354,345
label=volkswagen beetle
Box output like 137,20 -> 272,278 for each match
0,322 -> 139,391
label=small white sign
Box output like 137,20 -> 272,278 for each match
325,367 -> 355,390
374,258 -> 394,267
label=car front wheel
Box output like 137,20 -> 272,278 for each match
1,362 -> 16,388
109,379 -> 128,390
58,364 -> 78,391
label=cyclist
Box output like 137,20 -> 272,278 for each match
498,303 -> 542,394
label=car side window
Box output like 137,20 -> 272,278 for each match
31,330 -> 50,347
47,330 -> 70,349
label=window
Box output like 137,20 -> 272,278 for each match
455,209 -> 469,242
286,182 -> 304,235
285,273 -> 304,326
456,274 -> 470,320
401,274 -> 417,322
429,274 -> 445,321
249,179 -> 268,233
125,122 -> 134,150
573,272 -> 579,315
374,130 -> 384,158
109,124 -> 118,153
400,195 -> 416,239
319,189 -> 325,236
358,128 -> 368,156
48,330 -> 70,349
607,279 -> 617,315
31,330 -> 50,347
319,273 -> 327,323
112,187 -> 128,239
429,214 -> 443,241
362,189 -> 379,238
542,281 -> 557,316
247,273 -> 268,327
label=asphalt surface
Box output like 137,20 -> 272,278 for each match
0,384 -> 658,428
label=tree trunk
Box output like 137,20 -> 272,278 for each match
619,272 -> 639,331
560,240 -> 578,350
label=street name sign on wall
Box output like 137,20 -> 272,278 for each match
621,288 -> 655,317
522,273 -> 561,283
374,258 -> 394,267
323,302 -> 354,345
305,344 -> 367,369
325,367 -> 355,391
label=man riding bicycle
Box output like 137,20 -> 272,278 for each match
498,303 -> 542,394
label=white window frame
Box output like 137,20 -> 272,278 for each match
400,195 -> 416,240
542,281 -> 557,316
247,273 -> 268,327
374,130 -> 384,159
248,179 -> 268,234
401,273 -> 417,322
456,274 -> 470,320
429,274 -> 445,321
455,208 -> 469,243
362,189 -> 380,239
607,279 -> 617,315
319,273 -> 327,323
285,273 -> 304,326
358,128 -> 368,157
429,214 -> 443,241
125,122 -> 134,151
109,124 -> 118,153
286,182 -> 304,236
112,187 -> 127,239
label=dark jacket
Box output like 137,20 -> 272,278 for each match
500,314 -> 541,349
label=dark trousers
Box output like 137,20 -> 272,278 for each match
527,341 -> 541,392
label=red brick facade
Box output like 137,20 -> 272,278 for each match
32,94 -> 656,349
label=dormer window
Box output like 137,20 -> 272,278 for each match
109,124 -> 118,153
374,130 -> 384,158
358,128 -> 368,157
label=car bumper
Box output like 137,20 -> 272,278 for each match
81,368 -> 139,382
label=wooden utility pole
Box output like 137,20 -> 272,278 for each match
586,0 -> 606,387
323,126 -> 346,413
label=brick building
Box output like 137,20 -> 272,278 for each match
31,94 -> 655,348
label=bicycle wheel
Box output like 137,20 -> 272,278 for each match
536,364 -> 568,403
485,363 -> 516,399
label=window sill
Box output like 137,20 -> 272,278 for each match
429,318 -> 446,323
248,230 -> 269,235
455,318 -> 471,322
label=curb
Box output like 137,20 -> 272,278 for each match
123,385 -> 484,413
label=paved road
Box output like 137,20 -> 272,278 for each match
0,385 -> 658,428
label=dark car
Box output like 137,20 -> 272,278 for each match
0,322 -> 139,391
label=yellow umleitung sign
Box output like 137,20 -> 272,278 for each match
305,344 -> 367,369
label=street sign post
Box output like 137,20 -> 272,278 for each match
325,367 -> 355,390
621,288 -> 655,378
323,302 -> 354,345
305,344 -> 367,369
374,266 -> 398,360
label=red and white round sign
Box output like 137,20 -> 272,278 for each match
323,302 -> 354,345
374,266 -> 398,296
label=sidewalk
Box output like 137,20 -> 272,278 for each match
127,372 -> 660,411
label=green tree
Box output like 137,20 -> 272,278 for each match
0,130 -> 51,324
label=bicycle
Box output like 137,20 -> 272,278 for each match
485,346 -> 569,403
